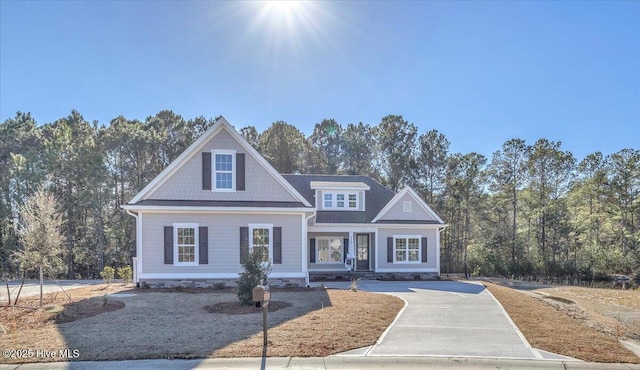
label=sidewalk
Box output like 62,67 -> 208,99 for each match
2,356 -> 639,370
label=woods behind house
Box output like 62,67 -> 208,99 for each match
1,111 -> 638,280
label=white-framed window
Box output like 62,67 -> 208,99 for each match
213,149 -> 235,191
174,223 -> 199,266
394,235 -> 421,263
349,194 -> 357,208
322,192 -> 358,210
249,224 -> 272,264
316,237 -> 343,263
403,201 -> 412,212
324,193 -> 333,208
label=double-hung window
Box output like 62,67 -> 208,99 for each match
213,150 -> 235,191
324,193 -> 333,208
394,236 -> 421,263
316,237 -> 343,263
348,194 -> 357,208
174,223 -> 199,266
249,224 -> 272,264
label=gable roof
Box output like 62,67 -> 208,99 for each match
127,117 -> 311,207
283,174 -> 395,223
372,186 -> 445,224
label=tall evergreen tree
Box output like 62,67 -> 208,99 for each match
375,115 -> 417,192
342,122 -> 375,176
308,119 -> 343,174
259,121 -> 307,173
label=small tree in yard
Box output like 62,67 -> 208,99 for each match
237,248 -> 271,305
13,184 -> 66,307
100,266 -> 115,284
117,265 -> 133,284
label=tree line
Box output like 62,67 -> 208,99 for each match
1,111 -> 638,280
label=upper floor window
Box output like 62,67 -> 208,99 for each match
324,193 -> 333,208
213,150 -> 235,191
322,192 -> 358,210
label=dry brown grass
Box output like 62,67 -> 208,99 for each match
212,290 -> 404,357
484,282 -> 640,364
537,286 -> 640,340
1,284 -> 128,332
0,285 -> 403,363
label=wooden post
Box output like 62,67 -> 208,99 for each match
263,304 -> 268,346
5,280 -> 10,307
39,265 -> 43,307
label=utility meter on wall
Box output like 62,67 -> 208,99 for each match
345,258 -> 354,271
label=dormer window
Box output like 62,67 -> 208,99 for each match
324,193 -> 333,208
311,181 -> 369,212
349,194 -> 357,208
323,192 -> 358,210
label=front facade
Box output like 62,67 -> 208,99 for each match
123,118 -> 447,287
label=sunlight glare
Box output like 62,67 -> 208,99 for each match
264,0 -> 299,16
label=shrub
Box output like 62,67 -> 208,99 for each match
100,266 -> 115,284
237,249 -> 271,305
213,282 -> 227,290
117,265 -> 133,284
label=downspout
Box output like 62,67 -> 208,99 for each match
437,225 -> 448,278
125,210 -> 139,286
304,211 -> 317,287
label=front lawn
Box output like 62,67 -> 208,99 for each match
0,284 -> 403,363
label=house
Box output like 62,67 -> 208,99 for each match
122,117 -> 447,288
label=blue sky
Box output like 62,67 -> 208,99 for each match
1,0 -> 638,161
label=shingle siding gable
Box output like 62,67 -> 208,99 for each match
147,129 -> 299,202
378,192 -> 436,222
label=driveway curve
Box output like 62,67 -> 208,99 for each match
323,280 -> 543,359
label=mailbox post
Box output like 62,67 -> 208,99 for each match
253,283 -> 270,346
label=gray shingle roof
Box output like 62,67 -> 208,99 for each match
282,174 -> 395,223
130,199 -> 308,208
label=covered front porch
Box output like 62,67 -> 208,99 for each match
306,225 -> 377,275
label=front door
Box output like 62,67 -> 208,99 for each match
356,234 -> 370,271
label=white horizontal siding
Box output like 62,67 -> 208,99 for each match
140,212 -> 303,276
147,129 -> 298,202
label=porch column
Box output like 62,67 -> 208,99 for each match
348,231 -> 354,258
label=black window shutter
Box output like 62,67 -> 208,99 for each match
236,153 -> 245,191
343,238 -> 349,262
202,152 -> 212,190
387,237 -> 394,263
164,226 -> 173,264
421,237 -> 428,263
199,227 -> 208,264
273,227 -> 282,264
309,239 -> 316,263
240,227 -> 249,264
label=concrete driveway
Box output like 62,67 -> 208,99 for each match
322,280 -> 571,360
